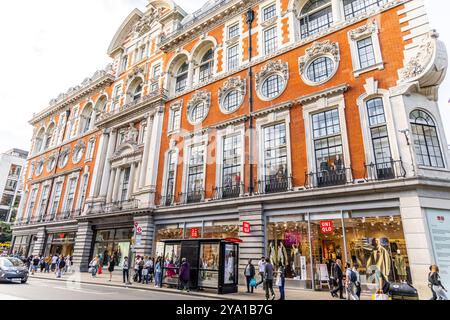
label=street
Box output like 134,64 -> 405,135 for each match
0,277 -> 216,300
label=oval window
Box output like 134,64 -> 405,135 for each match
188,102 -> 208,124
261,74 -> 285,100
306,56 -> 335,83
222,90 -> 243,113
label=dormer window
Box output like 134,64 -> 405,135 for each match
343,0 -> 388,19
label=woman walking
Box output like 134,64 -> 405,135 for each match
108,255 -> 115,282
155,257 -> 162,288
90,256 -> 99,277
276,262 -> 286,300
244,259 -> 256,293
429,265 -> 448,300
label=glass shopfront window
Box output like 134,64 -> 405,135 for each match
199,243 -> 220,288
44,233 -> 76,257
163,243 -> 181,286
155,224 -> 184,257
92,228 -> 132,269
12,235 -> 29,256
267,212 -> 411,292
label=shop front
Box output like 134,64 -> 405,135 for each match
11,235 -> 29,256
44,233 -> 76,257
266,211 -> 412,292
91,228 -> 133,269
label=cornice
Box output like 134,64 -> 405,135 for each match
252,102 -> 293,118
212,115 -> 248,130
296,84 -> 350,104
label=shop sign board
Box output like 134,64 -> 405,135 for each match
426,209 -> 450,290
190,228 -> 200,238
320,221 -> 333,234
243,222 -> 251,234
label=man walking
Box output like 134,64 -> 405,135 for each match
123,257 -> 131,285
57,256 -> 66,278
331,259 -> 344,299
264,258 -> 275,301
256,257 -> 266,289
51,254 -> 58,272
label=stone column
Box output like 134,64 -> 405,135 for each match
32,227 -> 47,256
112,168 -> 123,203
145,109 -> 164,188
91,131 -> 110,198
72,222 -> 94,272
399,191 -> 434,299
127,163 -> 137,200
106,169 -> 117,204
187,59 -> 195,88
331,0 -> 343,24
238,204 -> 265,282
134,215 -> 155,257
99,130 -> 117,198
139,114 -> 154,188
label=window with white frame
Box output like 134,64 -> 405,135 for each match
227,45 -> 239,71
26,188 -> 38,221
28,163 -> 35,180
120,167 -> 131,202
49,182 -> 63,217
152,64 -> 161,80
307,56 -> 335,83
228,23 -> 239,39
37,185 -> 50,220
263,123 -> 288,181
133,82 -> 143,101
86,138 -> 95,161
343,0 -> 388,19
188,102 -> 209,125
121,55 -> 128,72
312,109 -> 344,173
222,135 -> 242,189
410,110 -> 445,168
357,38 -> 376,69
111,84 -> 122,111
263,26 -> 278,55
263,3 -> 277,21
222,90 -> 243,113
164,151 -> 177,202
63,178 -> 77,213
77,174 -> 89,211
199,49 -> 214,82
299,0 -> 333,39
175,62 -> 189,93
169,106 -> 182,133
187,145 -> 205,194
261,74 -> 285,99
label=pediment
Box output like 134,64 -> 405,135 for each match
107,9 -> 144,57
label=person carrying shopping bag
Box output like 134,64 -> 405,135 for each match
429,265 -> 448,300
244,259 -> 256,293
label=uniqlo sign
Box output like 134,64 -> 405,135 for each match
320,221 -> 333,234
190,228 -> 200,238
243,222 -> 251,234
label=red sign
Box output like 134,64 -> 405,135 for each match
225,238 -> 243,243
190,228 -> 200,238
136,227 -> 143,234
320,221 -> 333,234
243,222 -> 251,234
58,233 -> 65,239
437,216 -> 445,222
134,222 -> 139,227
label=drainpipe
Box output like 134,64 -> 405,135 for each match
246,8 -> 255,195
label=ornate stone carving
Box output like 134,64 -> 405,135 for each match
255,60 -> 289,91
135,8 -> 163,36
187,90 -> 211,111
218,77 -> 246,103
128,66 -> 146,80
298,40 -> 340,75
348,21 -> 378,40
399,32 -> 436,82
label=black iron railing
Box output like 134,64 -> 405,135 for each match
305,168 -> 353,189
365,159 -> 406,182
257,176 -> 293,194
157,194 -> 176,207
179,190 -> 205,204
104,199 -> 140,213
212,184 -> 243,200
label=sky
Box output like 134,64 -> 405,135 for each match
0,0 -> 448,153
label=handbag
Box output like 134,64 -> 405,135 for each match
275,276 -> 282,287
250,278 -> 257,288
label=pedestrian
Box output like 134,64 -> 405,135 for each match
31,255 -> 40,275
428,265 -> 438,300
155,257 -> 162,288
330,259 -> 344,299
65,256 -> 72,273
353,264 -> 361,300
264,258 -> 275,301
51,254 -> 58,272
345,263 -> 359,300
179,258 -> 191,292
256,257 -> 266,289
244,259 -> 256,293
90,256 -> 98,277
142,256 -> 150,284
108,255 -> 115,282
429,265 -> 448,300
276,261 -> 286,300
123,257 -> 131,285
44,255 -> 51,273
149,257 -> 155,283
133,256 -> 140,282
138,256 -> 145,283
98,255 -> 103,275
57,256 -> 66,278
39,256 -> 45,273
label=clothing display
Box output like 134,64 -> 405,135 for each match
393,252 -> 407,280
366,241 -> 391,278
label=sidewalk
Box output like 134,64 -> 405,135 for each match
29,270 -> 371,300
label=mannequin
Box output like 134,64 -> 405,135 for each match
366,238 -> 391,278
393,250 -> 408,282
291,244 -> 301,275
278,242 -> 288,266
269,242 -> 277,266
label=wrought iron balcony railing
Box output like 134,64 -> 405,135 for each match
104,199 -> 140,213
212,184 -> 243,200
179,190 -> 205,205
257,176 -> 293,194
305,168 -> 353,189
365,159 -> 407,182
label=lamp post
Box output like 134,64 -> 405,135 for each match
246,8 -> 255,195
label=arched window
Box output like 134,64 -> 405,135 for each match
44,123 -> 55,150
34,128 -> 45,154
80,104 -> 94,135
175,62 -> 189,93
199,49 -> 214,82
343,0 -> 388,19
299,0 -> 333,39
133,82 -> 143,101
410,110 -> 444,168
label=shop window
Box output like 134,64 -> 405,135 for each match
203,222 -> 239,239
12,236 -> 29,256
44,233 -> 76,257
162,243 -> 182,286
93,228 -> 132,269
155,225 -> 184,257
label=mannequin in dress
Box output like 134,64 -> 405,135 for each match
269,242 -> 277,266
393,250 -> 408,282
278,242 -> 288,266
366,238 -> 391,278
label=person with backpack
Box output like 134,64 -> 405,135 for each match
244,259 -> 256,294
90,256 -> 98,277
429,265 -> 448,300
345,263 -> 359,300
57,255 -> 66,278
31,256 -> 40,275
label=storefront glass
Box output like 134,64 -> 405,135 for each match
92,228 -> 132,269
155,224 -> 184,257
204,221 -> 239,239
12,235 -> 29,256
198,243 -> 220,288
163,242 -> 181,286
44,233 -> 76,257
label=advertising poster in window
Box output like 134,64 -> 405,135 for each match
224,244 -> 236,284
427,209 -> 450,290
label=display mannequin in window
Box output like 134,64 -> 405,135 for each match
334,155 -> 343,171
393,250 -> 407,282
366,238 -> 391,279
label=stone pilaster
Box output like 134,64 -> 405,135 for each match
72,222 -> 94,272
32,227 -> 47,256
133,215 -> 155,257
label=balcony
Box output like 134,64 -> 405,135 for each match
305,168 -> 353,189
257,176 -> 294,194
157,194 -> 176,207
365,159 -> 406,182
179,190 -> 205,205
104,199 -> 140,214
212,184 -> 243,200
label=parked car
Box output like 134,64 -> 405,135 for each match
0,257 -> 29,284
